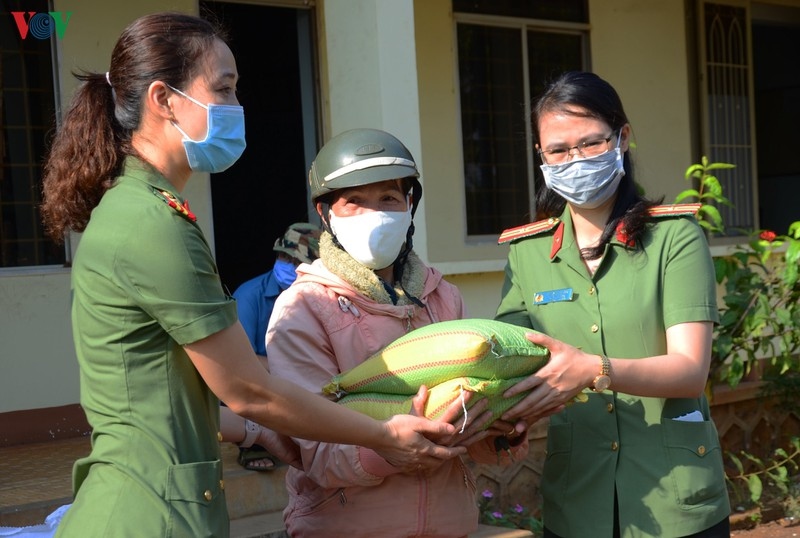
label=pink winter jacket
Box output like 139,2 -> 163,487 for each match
265,260 -> 527,537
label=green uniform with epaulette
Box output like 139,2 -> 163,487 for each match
57,157 -> 238,537
495,205 -> 730,538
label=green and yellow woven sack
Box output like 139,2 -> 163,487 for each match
323,318 -> 550,425
337,375 -> 529,424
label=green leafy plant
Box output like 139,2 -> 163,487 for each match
726,437 -> 800,508
679,158 -> 800,519
676,156 -> 734,234
478,489 -> 543,535
678,157 -> 800,388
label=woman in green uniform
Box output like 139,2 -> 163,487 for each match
40,12 -> 463,537
495,71 -> 730,537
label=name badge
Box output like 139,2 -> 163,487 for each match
533,287 -> 573,305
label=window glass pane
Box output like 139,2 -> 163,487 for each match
1,52 -> 24,87
703,3 -> 754,233
527,31 -> 584,98
453,0 -> 588,23
458,24 -> 530,235
457,19 -> 586,237
0,0 -> 64,267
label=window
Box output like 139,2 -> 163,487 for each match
454,0 -> 588,237
0,1 -> 65,268
698,1 -> 800,237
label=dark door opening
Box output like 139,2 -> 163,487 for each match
201,1 -> 319,293
753,12 -> 800,234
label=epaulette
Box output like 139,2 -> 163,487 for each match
152,188 -> 197,222
498,217 -> 561,244
647,203 -> 701,218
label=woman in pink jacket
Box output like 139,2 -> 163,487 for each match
266,128 -> 528,537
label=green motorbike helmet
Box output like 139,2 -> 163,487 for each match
309,128 -> 423,216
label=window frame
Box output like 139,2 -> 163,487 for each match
696,0 -> 759,245
453,12 -> 590,242
0,2 -> 69,272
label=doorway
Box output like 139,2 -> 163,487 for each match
201,1 -> 320,292
752,5 -> 800,234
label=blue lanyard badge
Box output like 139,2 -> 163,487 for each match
533,287 -> 574,305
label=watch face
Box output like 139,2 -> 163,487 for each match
593,375 -> 611,392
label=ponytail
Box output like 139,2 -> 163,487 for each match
41,72 -> 125,242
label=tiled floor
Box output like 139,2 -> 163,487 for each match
0,436 -> 89,508
0,435 -> 273,528
0,436 -> 90,527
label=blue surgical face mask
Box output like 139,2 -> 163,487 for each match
168,85 -> 246,173
272,259 -> 298,290
540,134 -> 625,209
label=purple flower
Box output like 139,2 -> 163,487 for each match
482,490 -> 494,499
492,511 -> 503,519
514,504 -> 524,513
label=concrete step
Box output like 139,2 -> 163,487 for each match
0,438 -> 532,538
220,443 -> 288,520
229,511 -> 532,538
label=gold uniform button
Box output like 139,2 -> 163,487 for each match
219,480 -> 225,491
591,324 -> 599,333
204,490 -> 213,501
606,403 -> 614,413
217,431 -> 223,442
611,441 -> 619,451
588,286 -> 596,295
698,445 -> 706,455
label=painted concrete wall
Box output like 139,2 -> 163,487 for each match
319,0 -> 429,257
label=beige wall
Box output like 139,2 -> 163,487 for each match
1,1 -> 201,413
589,0 -> 695,204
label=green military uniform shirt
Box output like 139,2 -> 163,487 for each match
496,207 -> 730,537
57,158 -> 238,537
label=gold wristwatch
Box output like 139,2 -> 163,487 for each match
591,354 -> 611,392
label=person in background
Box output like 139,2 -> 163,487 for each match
234,222 -> 321,366
266,128 -> 528,538
494,71 -> 730,537
39,13 -> 464,537
231,222 -> 321,471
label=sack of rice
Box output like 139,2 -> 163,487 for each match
322,318 -> 549,398
323,319 -> 589,427
337,376 -> 529,423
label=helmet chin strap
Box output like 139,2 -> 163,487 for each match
393,222 -> 425,308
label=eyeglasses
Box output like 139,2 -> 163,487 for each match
538,130 -> 618,165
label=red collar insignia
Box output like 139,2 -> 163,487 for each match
156,190 -> 197,222
615,222 -> 634,247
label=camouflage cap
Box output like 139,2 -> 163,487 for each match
273,222 -> 321,264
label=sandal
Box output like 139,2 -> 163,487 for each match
238,444 -> 276,472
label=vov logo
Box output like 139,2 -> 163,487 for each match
11,11 -> 73,40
